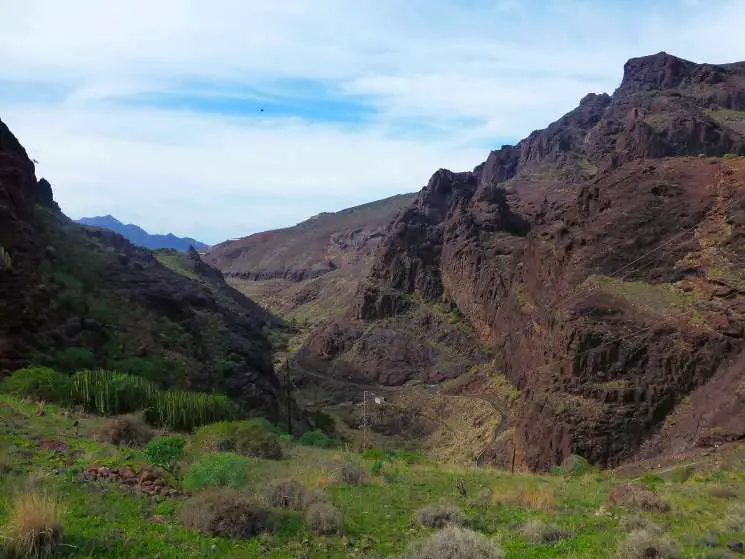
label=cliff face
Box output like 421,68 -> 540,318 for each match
304,52 -> 745,469
0,118 -> 282,418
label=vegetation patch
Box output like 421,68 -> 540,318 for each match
304,502 -> 343,536
97,413 -> 154,447
405,525 -> 503,559
0,368 -> 73,404
180,489 -> 273,538
183,452 -> 255,491
1,487 -> 65,559
415,503 -> 467,529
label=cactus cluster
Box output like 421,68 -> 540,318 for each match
0,245 -> 11,271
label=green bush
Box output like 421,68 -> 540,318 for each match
0,367 -> 72,403
145,390 -> 238,431
143,436 -> 185,472
233,420 -> 282,460
183,453 -> 254,491
72,370 -> 157,415
193,419 -> 282,459
194,422 -> 236,452
109,357 -> 158,381
55,347 -> 95,373
370,460 -> 384,475
297,429 -> 338,449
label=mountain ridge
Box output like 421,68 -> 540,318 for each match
76,214 -> 209,253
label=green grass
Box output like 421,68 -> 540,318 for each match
2,394 -> 745,558
581,275 -> 706,326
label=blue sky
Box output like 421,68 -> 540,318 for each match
0,0 -> 743,244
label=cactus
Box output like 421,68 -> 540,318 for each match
0,246 -> 11,271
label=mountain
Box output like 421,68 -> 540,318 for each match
76,215 -> 209,252
203,193 -> 417,340
242,51 -> 745,470
0,119 -> 282,419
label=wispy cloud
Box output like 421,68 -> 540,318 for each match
1,0 -> 744,243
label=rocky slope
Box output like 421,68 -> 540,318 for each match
301,52 -> 745,469
205,194 -> 415,281
76,215 -> 208,252
0,119 -> 282,418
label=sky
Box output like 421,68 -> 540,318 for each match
1,0 -> 745,244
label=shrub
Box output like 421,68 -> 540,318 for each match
193,419 -> 282,459
608,483 -> 670,513
304,502 -> 343,535
370,460 -> 384,475
618,529 -> 679,559
298,429 -> 338,448
0,367 -> 72,403
415,503 -> 467,529
194,421 -> 235,452
183,452 -> 254,491
560,454 -> 594,475
55,347 -> 95,373
3,488 -> 65,559
145,390 -> 238,431
406,525 -> 503,559
143,436 -> 185,472
72,370 -> 157,415
340,462 -> 364,485
519,519 -> 571,544
232,420 -> 282,460
180,489 -> 273,538
264,478 -> 306,510
97,414 -> 154,447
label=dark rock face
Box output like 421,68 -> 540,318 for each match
0,118 -> 282,418
304,53 -> 745,469
36,178 -> 61,212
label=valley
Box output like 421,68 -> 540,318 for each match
3,50 -> 745,558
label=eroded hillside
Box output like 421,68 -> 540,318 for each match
299,52 -> 745,470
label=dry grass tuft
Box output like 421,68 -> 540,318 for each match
180,488 -> 273,538
492,486 -> 557,511
406,525 -> 503,559
304,502 -> 343,535
618,529 -> 679,559
97,413 -> 154,447
608,483 -> 670,513
519,519 -> 571,544
340,462 -> 365,485
2,488 -> 65,559
263,478 -> 306,511
415,503 -> 467,529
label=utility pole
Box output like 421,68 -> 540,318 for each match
362,390 -> 368,450
285,358 -> 292,435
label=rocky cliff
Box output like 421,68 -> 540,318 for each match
302,52 -> 745,469
0,118 -> 282,418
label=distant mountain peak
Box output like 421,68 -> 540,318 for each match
76,215 -> 208,253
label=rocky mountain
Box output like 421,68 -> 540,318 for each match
296,52 -> 745,470
76,215 -> 209,253
0,119 -> 281,418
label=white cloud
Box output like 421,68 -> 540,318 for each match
1,0 -> 745,243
